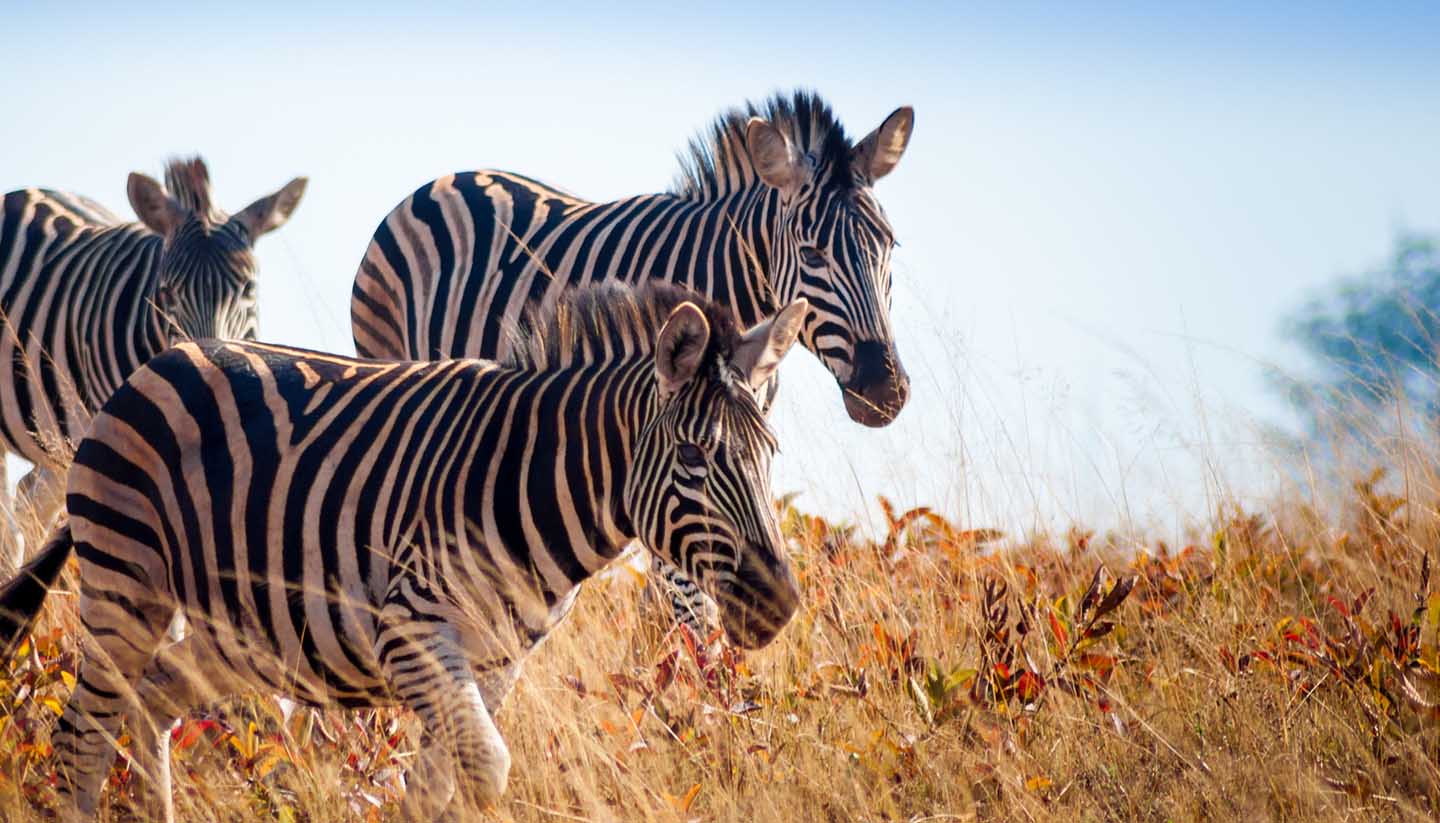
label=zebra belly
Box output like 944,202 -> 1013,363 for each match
173,607 -> 392,707
72,509 -> 394,707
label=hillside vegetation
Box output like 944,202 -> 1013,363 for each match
3,467 -> 1440,821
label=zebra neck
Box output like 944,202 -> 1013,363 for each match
77,235 -> 170,408
644,186 -> 781,328
579,358 -> 658,570
139,283 -> 171,355
451,358 -> 656,591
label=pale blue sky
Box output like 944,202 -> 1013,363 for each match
4,3 -> 1439,535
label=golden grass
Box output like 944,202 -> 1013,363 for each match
3,470 -> 1440,822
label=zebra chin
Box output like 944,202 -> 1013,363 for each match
841,340 -> 910,427
709,564 -> 800,649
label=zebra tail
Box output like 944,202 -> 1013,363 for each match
0,521 -> 72,661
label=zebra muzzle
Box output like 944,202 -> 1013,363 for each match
710,555 -> 800,649
842,340 -> 909,427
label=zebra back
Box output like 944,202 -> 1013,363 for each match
0,158 -> 307,465
351,90 -> 914,427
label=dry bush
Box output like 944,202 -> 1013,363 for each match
3,466 -> 1440,821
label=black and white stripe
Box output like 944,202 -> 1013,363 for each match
0,157 -> 306,570
0,282 -> 806,821
351,91 -> 914,636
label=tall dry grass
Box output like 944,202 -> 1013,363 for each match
3,438 -> 1440,821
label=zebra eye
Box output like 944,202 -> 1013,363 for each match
799,246 -> 826,269
676,443 -> 706,468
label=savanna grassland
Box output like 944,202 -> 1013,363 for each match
4,461 -> 1440,822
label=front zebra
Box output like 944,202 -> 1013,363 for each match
0,282 -> 807,822
352,90 -> 913,636
0,157 -> 307,571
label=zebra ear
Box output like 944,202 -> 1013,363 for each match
746,117 -> 801,191
127,172 -> 185,237
656,302 -> 711,397
732,298 -> 808,390
853,106 -> 914,181
232,176 -> 308,240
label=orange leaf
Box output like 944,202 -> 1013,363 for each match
666,782 -> 702,813
1025,775 -> 1053,792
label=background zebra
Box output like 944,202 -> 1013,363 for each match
351,90 -> 913,636
0,282 -> 806,821
0,157 -> 306,572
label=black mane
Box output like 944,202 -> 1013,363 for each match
505,281 -> 743,375
162,156 -> 221,222
671,90 -> 856,201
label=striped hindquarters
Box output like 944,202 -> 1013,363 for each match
353,171 -> 588,362
66,340 -> 450,703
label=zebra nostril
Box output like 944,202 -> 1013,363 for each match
842,341 -> 909,426
848,341 -> 894,389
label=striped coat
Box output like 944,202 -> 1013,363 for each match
0,158 -> 305,569
352,91 -> 913,634
352,91 -> 914,427
0,282 -> 806,821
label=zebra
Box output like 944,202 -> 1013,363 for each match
0,281 -> 807,821
0,157 -> 307,572
351,90 -> 913,637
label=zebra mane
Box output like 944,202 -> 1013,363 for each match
162,156 -> 221,221
671,90 -> 856,201
505,282 -> 743,377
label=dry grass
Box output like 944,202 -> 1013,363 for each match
4,466 -> 1440,822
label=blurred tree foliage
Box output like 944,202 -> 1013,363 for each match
1276,232 -> 1440,434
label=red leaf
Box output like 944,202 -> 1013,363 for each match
171,719 -> 218,751
654,651 -> 679,693
1016,671 -> 1045,702
1048,611 -> 1069,650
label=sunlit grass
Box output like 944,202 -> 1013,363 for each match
3,456 -> 1440,820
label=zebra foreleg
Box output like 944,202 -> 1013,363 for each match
647,553 -> 717,643
378,617 -> 511,820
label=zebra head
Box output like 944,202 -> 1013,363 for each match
627,297 -> 809,648
127,157 -> 307,342
745,99 -> 914,427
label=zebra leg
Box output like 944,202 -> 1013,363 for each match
476,660 -> 525,716
16,463 -> 65,560
648,554 -> 716,642
51,598 -> 170,819
0,457 -> 20,576
377,618 -> 511,820
130,634 -> 233,823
